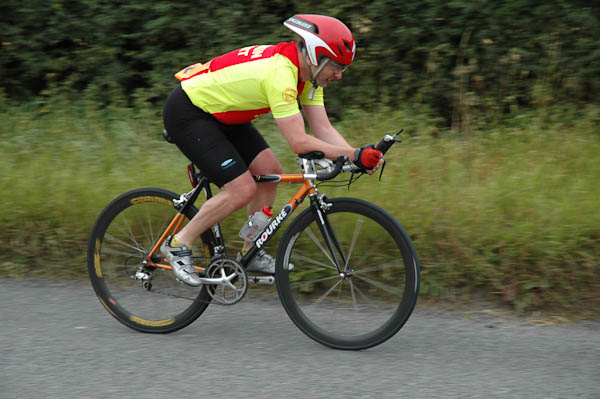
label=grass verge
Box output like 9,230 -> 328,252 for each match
1,99 -> 598,319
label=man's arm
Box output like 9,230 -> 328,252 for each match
275,107 -> 384,174
275,111 -> 355,160
302,104 -> 351,147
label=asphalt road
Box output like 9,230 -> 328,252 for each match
1,277 -> 598,399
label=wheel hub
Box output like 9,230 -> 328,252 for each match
339,267 -> 355,278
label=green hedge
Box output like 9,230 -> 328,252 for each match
2,1 -> 599,125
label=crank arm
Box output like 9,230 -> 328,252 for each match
248,275 -> 275,285
197,273 -> 237,286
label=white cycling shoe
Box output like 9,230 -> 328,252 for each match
160,237 -> 203,287
238,249 -> 294,274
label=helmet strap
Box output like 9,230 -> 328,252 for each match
301,46 -> 330,100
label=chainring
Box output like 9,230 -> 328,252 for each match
205,257 -> 248,305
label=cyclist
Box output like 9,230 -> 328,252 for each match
161,14 -> 384,286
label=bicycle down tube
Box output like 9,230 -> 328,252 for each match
241,172 -> 347,275
239,174 -> 315,267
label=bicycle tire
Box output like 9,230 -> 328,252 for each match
87,187 -> 215,333
275,198 -> 420,350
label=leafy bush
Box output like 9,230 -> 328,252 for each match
2,1 -> 599,126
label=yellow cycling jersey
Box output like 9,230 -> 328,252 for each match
176,42 -> 324,125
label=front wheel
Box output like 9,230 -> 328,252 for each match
275,198 -> 420,350
87,188 -> 215,333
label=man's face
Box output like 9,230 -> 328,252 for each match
311,59 -> 346,87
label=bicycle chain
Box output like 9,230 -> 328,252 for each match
125,256 -> 217,305
127,256 -> 270,305
142,285 -> 216,305
139,280 -> 271,306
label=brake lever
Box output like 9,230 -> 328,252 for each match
374,128 -> 404,180
378,160 -> 386,181
375,129 -> 402,157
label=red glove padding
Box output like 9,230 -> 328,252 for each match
354,145 -> 383,170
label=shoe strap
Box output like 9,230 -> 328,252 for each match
174,250 -> 192,257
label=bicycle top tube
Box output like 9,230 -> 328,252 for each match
253,174 -> 305,184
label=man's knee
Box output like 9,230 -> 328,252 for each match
223,174 -> 257,208
269,161 -> 283,175
249,149 -> 282,175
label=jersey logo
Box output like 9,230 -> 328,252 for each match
282,88 -> 298,104
237,45 -> 270,59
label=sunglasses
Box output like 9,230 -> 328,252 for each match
328,59 -> 349,73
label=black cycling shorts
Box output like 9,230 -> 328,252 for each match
163,85 -> 269,187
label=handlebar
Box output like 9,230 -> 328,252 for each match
315,129 -> 404,181
375,128 -> 403,155
315,156 -> 347,181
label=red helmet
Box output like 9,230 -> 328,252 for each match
284,14 -> 356,67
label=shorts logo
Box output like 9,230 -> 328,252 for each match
221,159 -> 236,169
282,88 -> 298,104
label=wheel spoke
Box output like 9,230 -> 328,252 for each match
103,233 -> 147,256
354,240 -> 386,268
144,205 -> 155,245
352,274 -> 401,296
304,226 -> 336,267
349,278 -> 358,312
119,214 -> 147,255
353,261 -> 400,275
308,278 -> 344,309
289,273 -> 342,288
96,261 -> 132,276
348,279 -> 372,304
344,217 -> 363,270
290,252 -> 338,271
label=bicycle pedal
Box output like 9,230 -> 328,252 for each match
248,275 -> 275,285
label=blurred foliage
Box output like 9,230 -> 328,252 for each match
1,1 -> 599,317
1,97 -> 599,317
1,0 -> 599,127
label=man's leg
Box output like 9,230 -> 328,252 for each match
162,86 -> 261,283
174,171 -> 257,247
237,148 -> 291,273
242,148 -> 282,253
161,172 -> 255,285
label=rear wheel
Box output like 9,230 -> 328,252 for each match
275,198 -> 419,350
87,188 -> 215,333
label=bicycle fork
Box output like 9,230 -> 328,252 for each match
310,194 -> 350,277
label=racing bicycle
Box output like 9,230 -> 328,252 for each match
87,129 -> 420,350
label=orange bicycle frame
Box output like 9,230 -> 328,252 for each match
143,172 -> 316,272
